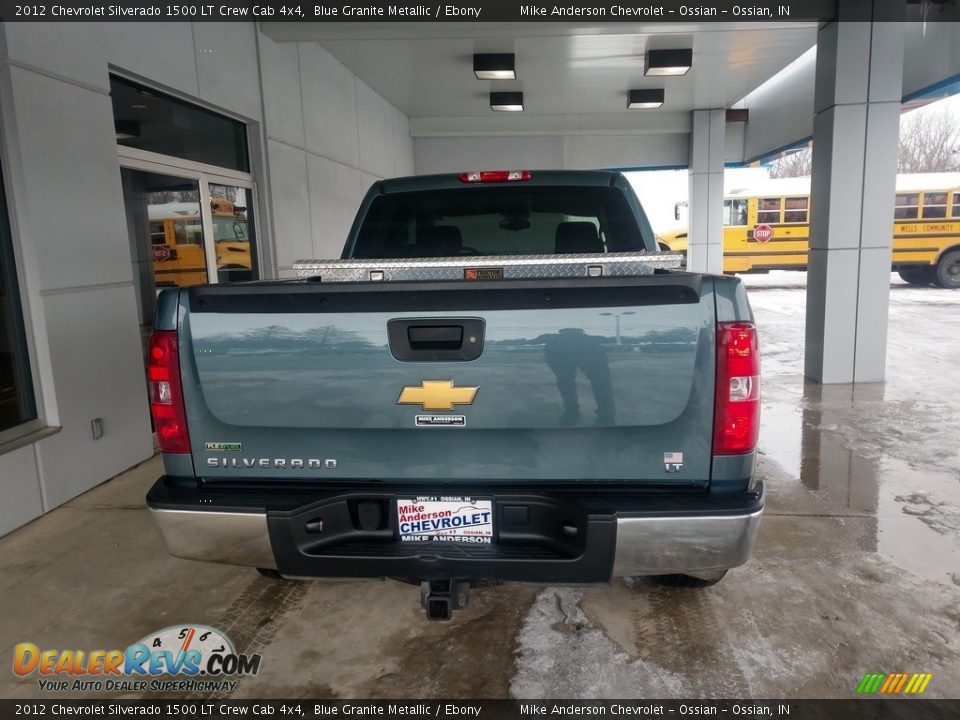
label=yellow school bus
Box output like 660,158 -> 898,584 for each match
657,173 -> 960,288
149,198 -> 253,287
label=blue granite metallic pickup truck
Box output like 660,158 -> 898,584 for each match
145,170 -> 763,619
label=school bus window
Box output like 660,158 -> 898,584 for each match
149,222 -> 166,244
213,216 -> 247,241
757,198 -> 781,224
723,199 -> 747,227
783,197 -> 808,223
953,193 -> 960,218
894,193 -> 919,220
173,220 -> 203,245
922,192 -> 948,219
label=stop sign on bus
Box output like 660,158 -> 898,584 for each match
153,245 -> 171,262
753,224 -> 774,244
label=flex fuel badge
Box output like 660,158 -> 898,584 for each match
205,442 -> 242,452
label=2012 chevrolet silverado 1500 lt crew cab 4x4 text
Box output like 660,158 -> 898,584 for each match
146,170 -> 764,620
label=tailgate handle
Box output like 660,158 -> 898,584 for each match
408,325 -> 463,350
388,318 -> 485,362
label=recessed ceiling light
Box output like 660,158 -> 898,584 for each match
474,53 -> 516,80
645,49 -> 693,77
627,89 -> 665,109
490,91 -> 524,112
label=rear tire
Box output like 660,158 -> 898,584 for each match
898,267 -> 936,286
256,567 -> 284,580
654,571 -> 727,588
934,250 -> 960,289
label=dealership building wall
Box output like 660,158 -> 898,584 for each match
0,22 -> 414,537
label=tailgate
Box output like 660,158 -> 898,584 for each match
179,275 -> 715,484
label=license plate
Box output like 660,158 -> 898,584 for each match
396,496 -> 494,544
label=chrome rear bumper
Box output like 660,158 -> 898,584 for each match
611,508 -> 763,579
149,508 -> 277,569
149,500 -> 763,580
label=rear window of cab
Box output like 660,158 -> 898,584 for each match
351,186 -> 647,258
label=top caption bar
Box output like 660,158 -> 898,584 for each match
0,1 -> 943,23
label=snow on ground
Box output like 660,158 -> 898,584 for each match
742,270 -> 960,377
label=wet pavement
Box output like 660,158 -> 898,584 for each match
1,271 -> 959,699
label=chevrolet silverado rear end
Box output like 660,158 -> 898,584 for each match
146,170 -> 763,619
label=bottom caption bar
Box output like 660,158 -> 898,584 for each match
2,700 -> 959,719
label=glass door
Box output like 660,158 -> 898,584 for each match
121,168 -> 208,354
208,183 -> 258,283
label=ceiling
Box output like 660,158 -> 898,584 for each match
262,22 -> 818,124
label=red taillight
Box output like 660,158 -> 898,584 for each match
148,330 -> 190,454
458,170 -> 532,183
713,321 -> 760,455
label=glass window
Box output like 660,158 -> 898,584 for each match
783,196 -> 809,224
0,164 -> 37,433
723,199 -> 747,226
122,169 -> 209,290
757,198 -> 781,224
210,184 -> 258,283
110,75 -> 249,172
922,192 -> 948,219
894,193 -> 919,220
953,193 -> 960,218
352,187 -> 645,258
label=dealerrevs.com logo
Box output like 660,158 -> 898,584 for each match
13,625 -> 261,693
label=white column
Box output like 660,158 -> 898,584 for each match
687,108 -> 725,275
804,4 -> 905,383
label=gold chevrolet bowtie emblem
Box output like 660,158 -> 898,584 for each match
397,380 -> 479,411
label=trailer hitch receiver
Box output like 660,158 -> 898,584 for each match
420,579 -> 470,621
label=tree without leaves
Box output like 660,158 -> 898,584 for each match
898,107 -> 960,173
767,106 -> 960,177
769,147 -> 812,178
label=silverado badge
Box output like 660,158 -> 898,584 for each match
397,380 -> 478,411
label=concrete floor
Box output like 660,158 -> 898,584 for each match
2,272 -> 959,700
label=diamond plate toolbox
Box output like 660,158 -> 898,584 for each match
293,252 -> 683,283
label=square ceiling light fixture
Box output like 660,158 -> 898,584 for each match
645,49 -> 693,76
474,53 -> 516,80
490,91 -> 524,112
627,89 -> 665,109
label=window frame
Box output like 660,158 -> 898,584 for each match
894,193 -> 920,221
0,157 -> 47,449
783,196 -> 809,224
756,197 -> 783,225
723,198 -> 748,227
110,74 -> 250,174
920,191 -> 948,220
117,146 -> 261,284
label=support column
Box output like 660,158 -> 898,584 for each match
687,108 -> 725,275
804,3 -> 905,383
